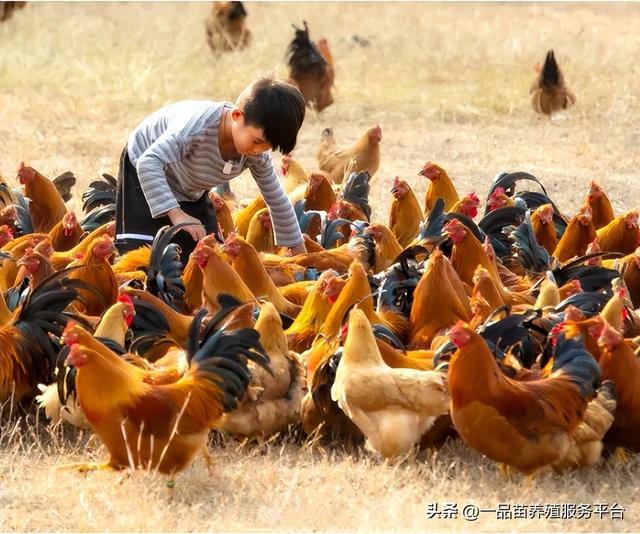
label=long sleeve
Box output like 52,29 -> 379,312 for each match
248,153 -> 304,248
134,130 -> 187,218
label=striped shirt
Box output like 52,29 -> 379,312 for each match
127,100 -> 303,248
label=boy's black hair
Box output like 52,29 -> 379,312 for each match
237,77 -> 305,154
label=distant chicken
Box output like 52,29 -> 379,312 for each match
287,21 -> 335,112
0,1 -> 26,23
331,309 -> 448,458
389,177 -> 423,248
530,49 -> 576,116
316,125 -> 382,184
205,1 -> 251,52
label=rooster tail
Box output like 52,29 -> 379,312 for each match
52,171 -> 77,203
287,21 -> 327,78
186,307 -> 271,412
541,50 -> 561,89
82,173 -> 117,213
550,333 -> 601,398
146,224 -> 188,311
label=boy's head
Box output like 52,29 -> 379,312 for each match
232,76 -> 305,155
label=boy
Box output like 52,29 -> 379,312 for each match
115,76 -> 307,262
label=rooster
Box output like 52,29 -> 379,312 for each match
61,304 -> 270,475
287,21 -> 335,112
215,303 -> 306,439
448,322 -> 605,475
0,269 -> 90,405
48,211 -> 83,252
331,309 -> 448,458
316,125 -> 382,184
554,206 -> 597,262
205,1 -> 251,52
530,49 -> 576,115
596,211 -> 640,255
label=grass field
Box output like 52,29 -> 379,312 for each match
1,1 -> 640,531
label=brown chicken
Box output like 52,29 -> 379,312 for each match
449,322 -> 605,475
222,234 -> 301,317
0,1 -> 26,23
304,172 -> 336,213
205,1 -> 251,52
486,187 -> 516,212
586,180 -> 614,230
553,205 -> 597,262
419,162 -> 459,213
389,177 -> 423,248
316,125 -> 382,184
408,248 -> 471,349
595,321 -> 640,451
530,204 -> 557,255
208,191 -> 235,238
215,303 -> 306,439
596,211 -> 640,255
68,235 -> 118,316
287,21 -> 335,112
530,49 -> 576,115
450,192 -> 481,219
363,223 -> 403,274
61,308 -> 270,475
331,309 -> 448,458
233,195 -> 266,238
245,208 -> 276,253
51,221 -> 115,271
16,162 -> 67,233
48,211 -> 83,252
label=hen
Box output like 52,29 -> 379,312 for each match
205,1 -> 251,52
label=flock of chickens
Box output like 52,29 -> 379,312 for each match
0,119 -> 639,482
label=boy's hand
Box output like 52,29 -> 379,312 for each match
167,208 -> 205,242
287,242 -> 307,256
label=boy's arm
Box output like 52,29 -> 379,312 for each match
135,131 -> 205,241
248,153 -> 305,251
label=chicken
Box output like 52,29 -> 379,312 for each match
553,205 -> 597,262
450,192 -> 481,219
485,187 -> 516,212
530,49 -> 576,115
205,1 -> 251,52
245,208 -> 276,253
208,191 -> 235,238
51,221 -> 115,271
331,309 -> 448,458
61,306 -> 270,475
419,162 -> 459,213
622,248 -> 640,308
16,162 -> 67,233
530,204 -> 557,256
448,322 -> 602,475
285,269 -> 344,353
48,211 -> 83,252
586,180 -> 614,230
316,125 -> 382,184
595,320 -> 640,451
222,234 -> 301,317
280,154 -> 309,194
215,303 -> 306,439
596,211 -> 640,255
191,241 -> 256,312
363,223 -> 403,274
389,177 -> 423,248
37,296 -> 136,428
408,249 -> 471,349
304,172 -> 336,213
287,21 -> 335,112
68,234 -> 118,317
233,196 -> 266,238
0,269 -> 87,405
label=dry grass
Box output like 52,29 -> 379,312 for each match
1,1 -> 640,531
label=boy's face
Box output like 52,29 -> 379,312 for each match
230,108 -> 272,156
